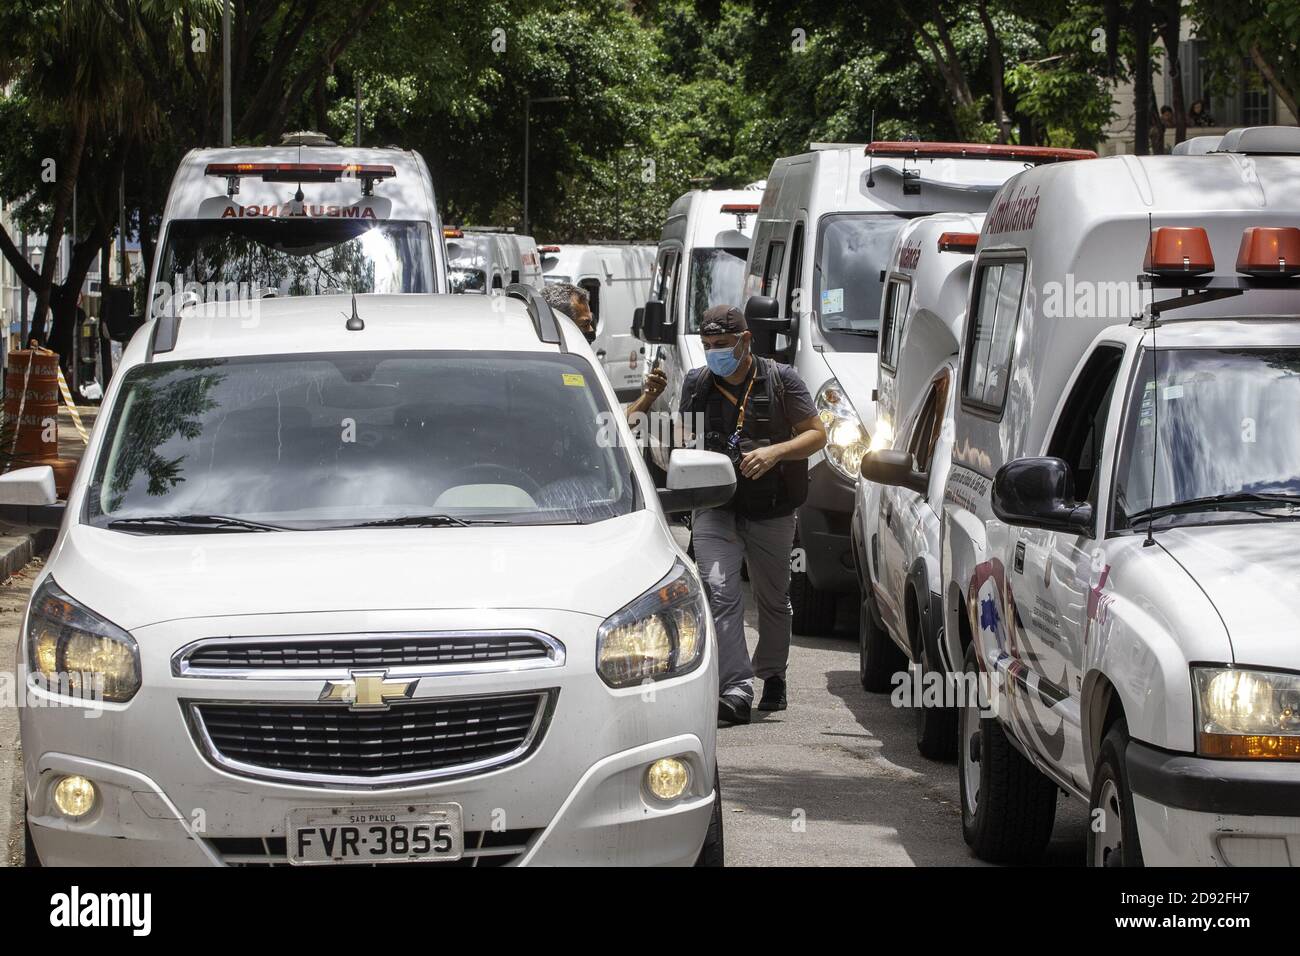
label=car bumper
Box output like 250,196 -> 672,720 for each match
1128,738 -> 1300,866
21,607 -> 717,867
797,459 -> 858,593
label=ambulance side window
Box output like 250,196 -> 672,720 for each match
879,278 -> 911,373
762,240 -> 785,299
1047,346 -> 1123,509
580,278 -> 601,329
785,223 -> 805,316
962,259 -> 1025,413
906,370 -> 950,474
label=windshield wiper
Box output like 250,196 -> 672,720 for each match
342,514 -> 507,529
1128,491 -> 1300,522
107,514 -> 288,533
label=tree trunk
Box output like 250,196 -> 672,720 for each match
1159,0 -> 1186,145
1132,0 -> 1153,155
1250,43 -> 1300,121
32,113 -> 90,341
977,1 -> 1011,143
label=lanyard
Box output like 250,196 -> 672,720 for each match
715,367 -> 758,434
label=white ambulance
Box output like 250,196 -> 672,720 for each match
851,213 -> 982,759
637,189 -> 762,474
445,228 -> 544,294
740,143 -> 1093,634
932,128 -> 1300,865
149,133 -> 447,313
540,243 -> 656,397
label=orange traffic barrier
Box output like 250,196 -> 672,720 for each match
2,349 -> 77,497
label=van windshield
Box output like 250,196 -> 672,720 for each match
156,219 -> 435,307
86,351 -> 637,531
687,247 -> 749,332
1116,347 -> 1300,528
814,214 -> 913,336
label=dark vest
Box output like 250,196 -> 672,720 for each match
685,357 -> 809,519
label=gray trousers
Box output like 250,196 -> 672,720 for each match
692,507 -> 797,702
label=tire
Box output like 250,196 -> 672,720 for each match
23,800 -> 40,868
694,767 -> 725,867
859,584 -> 905,692
791,529 -> 837,635
1087,721 -> 1145,867
914,625 -> 958,760
958,643 -> 1057,863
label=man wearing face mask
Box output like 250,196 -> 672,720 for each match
679,305 -> 826,724
542,282 -> 597,344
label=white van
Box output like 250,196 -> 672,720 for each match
446,229 -> 544,294
851,213 -> 982,759
540,243 -> 656,396
149,133 -> 446,313
928,129 -> 1300,866
8,286 -> 735,867
738,143 -> 1093,633
637,189 -> 761,474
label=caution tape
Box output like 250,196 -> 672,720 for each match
54,366 -> 88,445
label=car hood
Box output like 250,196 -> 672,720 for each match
46,510 -> 676,631
820,350 -> 879,435
1158,522 -> 1300,665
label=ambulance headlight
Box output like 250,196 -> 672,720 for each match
26,578 -> 140,703
1194,666 -> 1300,758
816,379 -> 868,481
596,560 -> 706,687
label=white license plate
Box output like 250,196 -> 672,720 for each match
286,804 -> 463,866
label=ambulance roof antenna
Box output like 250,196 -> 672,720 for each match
1144,212 -> 1159,548
345,294 -> 364,331
866,110 -> 877,188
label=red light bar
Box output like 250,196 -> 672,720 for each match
1236,227 -> 1300,277
720,203 -> 760,213
204,162 -> 396,183
539,245 -> 561,253
1143,227 -> 1215,276
864,142 -> 1096,163
937,232 -> 979,253
443,227 -> 464,238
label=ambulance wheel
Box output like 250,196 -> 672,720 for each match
694,767 -> 725,867
1087,721 -> 1144,868
23,800 -> 40,868
859,585 -> 903,692
791,531 -> 837,635
959,643 -> 1057,863
914,632 -> 958,761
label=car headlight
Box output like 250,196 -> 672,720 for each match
816,379 -> 868,481
26,577 -> 140,703
596,559 -> 707,687
1193,666 -> 1300,758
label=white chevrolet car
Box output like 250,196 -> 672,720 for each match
9,287 -> 733,867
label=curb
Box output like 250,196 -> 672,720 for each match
0,527 -> 55,583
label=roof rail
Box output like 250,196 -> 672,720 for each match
506,283 -> 565,350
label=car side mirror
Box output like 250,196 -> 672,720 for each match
0,465 -> 65,528
657,449 -> 736,514
642,300 -> 675,344
992,457 -> 1094,535
860,449 -> 928,495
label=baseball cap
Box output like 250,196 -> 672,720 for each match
700,305 -> 747,336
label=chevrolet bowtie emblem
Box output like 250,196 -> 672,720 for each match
319,669 -> 416,711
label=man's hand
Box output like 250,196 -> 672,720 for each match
739,443 -> 783,479
642,366 -> 667,399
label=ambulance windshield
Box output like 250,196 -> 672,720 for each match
814,213 -> 913,338
156,218 -> 436,309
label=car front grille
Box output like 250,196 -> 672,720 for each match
209,829 -> 539,867
175,631 -> 561,676
187,691 -> 555,787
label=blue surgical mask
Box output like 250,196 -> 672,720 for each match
705,342 -> 744,377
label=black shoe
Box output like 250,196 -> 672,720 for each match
717,693 -> 752,725
758,676 -> 787,711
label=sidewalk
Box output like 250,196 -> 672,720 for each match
0,405 -> 99,581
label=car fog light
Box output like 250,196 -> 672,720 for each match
53,775 -> 96,818
646,758 -> 691,801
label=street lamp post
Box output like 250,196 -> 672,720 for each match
523,95 -> 569,236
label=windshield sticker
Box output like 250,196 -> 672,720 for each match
219,204 -> 379,219
821,288 -> 844,314
562,373 -> 586,387
1161,384 -> 1184,400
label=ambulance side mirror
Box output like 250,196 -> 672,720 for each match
642,300 -> 674,345
992,457 -> 1094,535
632,306 -> 645,339
861,449 -> 927,495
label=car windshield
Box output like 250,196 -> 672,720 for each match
156,219 -> 435,308
1115,346 -> 1300,528
687,247 -> 749,333
814,214 -> 913,336
86,351 -> 637,530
